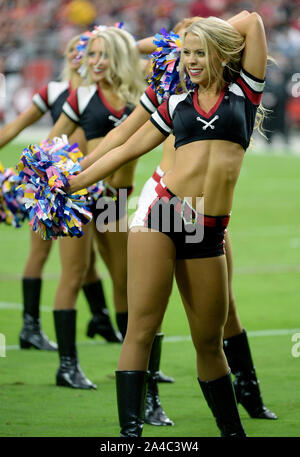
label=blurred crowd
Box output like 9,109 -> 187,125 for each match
0,0 -> 300,145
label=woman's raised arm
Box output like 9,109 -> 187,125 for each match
229,12 -> 267,79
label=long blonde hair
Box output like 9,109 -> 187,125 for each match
84,27 -> 146,106
173,16 -> 204,35
179,17 -> 268,137
61,34 -> 82,87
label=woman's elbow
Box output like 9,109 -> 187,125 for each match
250,12 -> 264,26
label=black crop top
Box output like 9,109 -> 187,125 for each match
150,68 -> 265,151
62,84 -> 134,141
32,81 -> 71,124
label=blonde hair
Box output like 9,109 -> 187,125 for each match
61,34 -> 82,86
179,17 -> 267,137
84,27 -> 146,106
173,16 -> 203,35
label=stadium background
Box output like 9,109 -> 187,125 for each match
0,0 -> 300,438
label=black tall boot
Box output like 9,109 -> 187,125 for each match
198,371 -> 247,437
53,309 -> 97,389
116,312 -> 128,340
116,370 -> 148,437
83,280 -> 122,343
223,329 -> 277,419
145,333 -> 174,426
19,278 -> 57,351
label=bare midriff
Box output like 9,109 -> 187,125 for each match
163,139 -> 245,216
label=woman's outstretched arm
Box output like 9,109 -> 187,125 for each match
69,120 -> 166,193
0,104 -> 43,149
80,104 -> 151,170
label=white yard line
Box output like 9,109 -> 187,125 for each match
3,328 -> 300,351
1,260 -> 300,282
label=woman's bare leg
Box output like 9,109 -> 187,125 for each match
94,217 -> 128,314
82,236 -> 122,343
175,254 -> 246,436
223,231 -> 243,339
222,232 -> 277,419
54,223 -> 93,310
175,255 -> 229,381
53,223 -> 96,389
115,229 -> 176,435
118,229 -> 176,369
23,229 -> 53,278
20,229 -> 56,351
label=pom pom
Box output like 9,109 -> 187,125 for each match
87,180 -> 105,204
16,138 -> 92,240
147,28 -> 195,100
0,161 -> 28,228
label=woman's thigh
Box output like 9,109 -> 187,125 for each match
175,255 -> 229,346
93,218 -> 128,273
58,223 -> 93,276
126,229 -> 176,340
29,229 -> 52,257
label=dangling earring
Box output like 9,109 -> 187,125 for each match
221,61 -> 227,67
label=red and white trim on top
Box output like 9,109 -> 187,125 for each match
140,86 -> 160,114
32,92 -> 48,113
47,81 -> 69,106
236,69 -> 265,105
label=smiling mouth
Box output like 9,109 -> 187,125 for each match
93,68 -> 104,74
189,69 -> 203,76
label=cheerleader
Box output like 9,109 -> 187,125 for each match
77,15 -> 277,422
46,26 -> 146,389
0,34 -> 102,352
68,12 -> 270,435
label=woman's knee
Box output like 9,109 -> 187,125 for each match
126,321 -> 158,347
194,332 -> 223,357
63,260 -> 90,290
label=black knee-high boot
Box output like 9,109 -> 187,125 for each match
116,370 -> 148,437
20,278 -> 57,351
83,280 -> 122,343
198,371 -> 247,437
53,309 -> 97,389
145,334 -> 174,426
115,312 -> 128,340
223,329 -> 277,419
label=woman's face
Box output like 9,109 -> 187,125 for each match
67,41 -> 81,71
87,38 -> 109,83
182,32 -> 220,87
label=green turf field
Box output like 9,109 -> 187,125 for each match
0,140 -> 300,437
